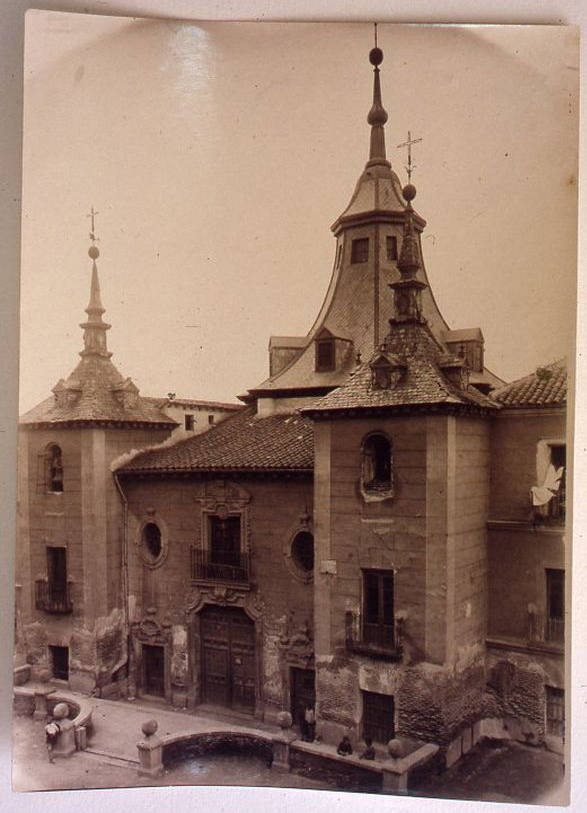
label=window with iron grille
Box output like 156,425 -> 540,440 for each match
386,235 -> 398,260
546,568 -> 564,643
545,686 -> 564,738
363,569 -> 394,647
351,238 -> 369,263
363,690 -> 395,744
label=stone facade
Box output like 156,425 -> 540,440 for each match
16,424 -> 172,694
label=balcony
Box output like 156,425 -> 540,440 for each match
35,580 -> 72,614
345,611 -> 403,660
190,548 -> 250,585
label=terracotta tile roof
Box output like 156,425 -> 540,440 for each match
20,356 -> 176,428
143,396 -> 243,411
117,407 -> 314,474
492,360 -> 567,408
302,322 -> 497,416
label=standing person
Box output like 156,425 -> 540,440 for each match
44,718 -> 61,763
304,703 -> 316,743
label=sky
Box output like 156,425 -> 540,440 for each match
20,14 -> 579,411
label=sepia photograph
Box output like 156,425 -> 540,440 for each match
11,11 -> 578,806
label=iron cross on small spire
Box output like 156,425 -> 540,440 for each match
87,206 -> 99,244
397,130 -> 423,182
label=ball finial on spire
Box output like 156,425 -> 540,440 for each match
369,47 -> 383,66
402,183 -> 417,202
88,245 -> 100,260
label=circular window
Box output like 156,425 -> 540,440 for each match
291,531 -> 314,574
143,522 -> 162,560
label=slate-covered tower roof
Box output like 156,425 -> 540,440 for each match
20,244 -> 176,429
248,40 -> 502,403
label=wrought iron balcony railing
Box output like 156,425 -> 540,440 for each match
190,548 -> 250,584
345,611 -> 403,660
35,580 -> 73,614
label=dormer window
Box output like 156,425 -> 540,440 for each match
316,338 -> 335,372
386,235 -> 398,261
351,238 -> 369,264
361,433 -> 393,498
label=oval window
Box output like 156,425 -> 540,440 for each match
143,522 -> 162,560
291,531 -> 314,574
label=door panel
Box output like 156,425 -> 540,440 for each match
143,644 -> 165,697
200,606 -> 256,711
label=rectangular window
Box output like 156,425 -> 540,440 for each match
49,645 -> 69,681
185,414 -> 194,431
546,568 -> 564,643
351,238 -> 369,264
363,570 -> 394,647
208,414 -> 215,425
316,339 -> 335,372
548,444 -> 566,521
545,686 -> 564,738
363,690 -> 395,744
209,515 -> 241,565
47,546 -> 67,592
386,235 -> 398,261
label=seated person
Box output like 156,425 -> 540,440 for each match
360,736 -> 376,760
337,735 -> 353,756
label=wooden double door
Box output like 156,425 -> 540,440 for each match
200,606 -> 256,712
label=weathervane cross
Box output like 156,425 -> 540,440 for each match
397,130 -> 423,182
87,206 -> 99,244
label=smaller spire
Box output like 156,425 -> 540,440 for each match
367,25 -> 390,168
79,210 -> 112,358
397,186 -> 421,280
389,184 -> 427,325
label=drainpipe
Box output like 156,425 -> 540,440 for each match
113,471 -> 133,699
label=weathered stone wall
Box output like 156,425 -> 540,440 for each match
489,409 -> 565,521
488,526 -> 565,641
313,413 -> 490,747
453,417 -> 490,654
17,424 -> 170,692
121,475 -> 314,717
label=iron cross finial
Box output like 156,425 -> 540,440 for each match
397,130 -> 423,182
87,206 -> 99,244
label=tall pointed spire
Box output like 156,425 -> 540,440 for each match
79,213 -> 112,358
367,25 -> 390,168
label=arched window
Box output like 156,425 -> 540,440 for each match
142,522 -> 162,561
291,531 -> 314,574
45,444 -> 64,493
362,434 -> 393,495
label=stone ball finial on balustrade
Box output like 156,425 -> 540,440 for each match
277,711 -> 293,730
141,719 -> 159,738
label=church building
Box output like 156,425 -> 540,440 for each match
15,40 -> 567,765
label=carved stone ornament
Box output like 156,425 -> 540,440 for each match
184,584 -> 265,621
369,350 -> 407,391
